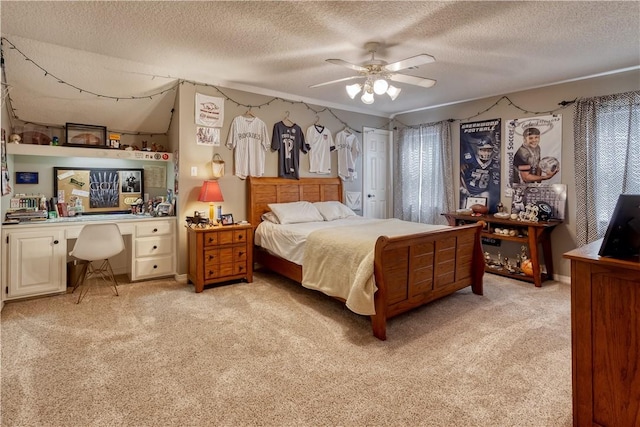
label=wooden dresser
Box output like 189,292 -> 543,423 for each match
186,224 -> 253,293
564,239 -> 640,427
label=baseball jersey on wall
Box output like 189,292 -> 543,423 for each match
271,121 -> 308,179
335,129 -> 360,181
306,124 -> 335,174
225,115 -> 270,179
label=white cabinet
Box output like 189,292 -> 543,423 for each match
130,219 -> 176,281
3,228 -> 66,299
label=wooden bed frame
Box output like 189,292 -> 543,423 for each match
247,176 -> 485,340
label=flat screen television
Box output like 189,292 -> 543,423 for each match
598,194 -> 640,259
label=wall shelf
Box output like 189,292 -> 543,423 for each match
6,144 -> 173,162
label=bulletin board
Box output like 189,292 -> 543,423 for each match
54,167 -> 144,214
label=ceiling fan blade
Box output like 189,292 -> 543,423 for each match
384,54 -> 435,72
326,58 -> 368,72
309,75 -> 363,88
389,73 -> 437,88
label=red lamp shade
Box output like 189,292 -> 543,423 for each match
198,181 -> 224,223
198,181 -> 224,203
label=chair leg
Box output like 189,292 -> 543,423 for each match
74,259 -> 119,303
71,262 -> 89,294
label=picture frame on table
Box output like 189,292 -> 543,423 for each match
220,213 -> 234,226
65,123 -> 108,148
465,196 -> 488,209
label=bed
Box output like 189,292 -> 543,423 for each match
247,176 -> 485,340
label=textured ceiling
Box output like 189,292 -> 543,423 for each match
1,1 -> 639,133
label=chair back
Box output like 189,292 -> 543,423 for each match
69,223 -> 125,262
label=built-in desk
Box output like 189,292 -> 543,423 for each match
1,215 -> 177,301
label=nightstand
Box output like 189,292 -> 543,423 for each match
186,223 -> 253,292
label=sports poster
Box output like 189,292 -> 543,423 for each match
459,119 -> 501,213
504,114 -> 562,197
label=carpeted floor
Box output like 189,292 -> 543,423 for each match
1,271 -> 572,426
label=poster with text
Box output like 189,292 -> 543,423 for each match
504,114 -> 562,197
195,93 -> 224,127
460,119 -> 501,213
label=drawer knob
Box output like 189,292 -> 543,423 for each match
239,266 -> 244,272
238,251 -> 244,256
208,254 -> 215,261
53,240 -> 59,244
208,270 -> 215,275
153,245 -> 158,250
208,237 -> 214,243
153,265 -> 157,269
153,228 -> 158,233
238,235 -> 244,240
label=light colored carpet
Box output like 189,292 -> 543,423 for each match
1,271 -> 572,426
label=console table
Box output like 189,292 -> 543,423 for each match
443,212 -> 561,287
564,240 -> 640,426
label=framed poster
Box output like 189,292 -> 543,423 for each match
65,123 -> 108,147
54,167 -> 144,214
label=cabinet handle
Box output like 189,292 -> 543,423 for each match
153,265 -> 157,269
153,228 -> 158,233
153,245 -> 158,250
53,240 -> 59,244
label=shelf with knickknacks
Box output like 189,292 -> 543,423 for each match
443,208 -> 562,287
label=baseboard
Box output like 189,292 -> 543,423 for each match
554,273 -> 570,284
174,273 -> 188,284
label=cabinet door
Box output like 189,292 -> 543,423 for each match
7,229 -> 66,299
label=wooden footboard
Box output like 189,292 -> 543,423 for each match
248,176 -> 485,340
371,222 -> 484,340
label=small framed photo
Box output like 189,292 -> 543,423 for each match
465,196 -> 488,209
65,123 -> 108,148
220,213 -> 234,226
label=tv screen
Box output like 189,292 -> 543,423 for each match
598,194 -> 640,258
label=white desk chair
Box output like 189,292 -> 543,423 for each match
69,223 -> 125,304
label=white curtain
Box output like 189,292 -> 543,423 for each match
393,121 -> 454,225
574,90 -> 640,246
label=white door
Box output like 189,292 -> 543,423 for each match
363,127 -> 392,219
6,229 -> 65,299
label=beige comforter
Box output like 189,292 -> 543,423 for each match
301,218 -> 448,315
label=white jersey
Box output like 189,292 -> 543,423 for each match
225,115 -> 270,179
335,130 -> 360,181
306,125 -> 334,174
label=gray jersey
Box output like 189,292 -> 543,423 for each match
226,116 -> 270,179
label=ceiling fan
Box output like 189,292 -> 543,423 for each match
310,42 -> 436,103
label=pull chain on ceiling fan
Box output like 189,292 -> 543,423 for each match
310,42 -> 436,104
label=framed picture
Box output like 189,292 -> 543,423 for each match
15,171 -> 39,184
54,167 -> 144,214
465,196 -> 488,209
65,123 -> 108,148
220,213 -> 234,226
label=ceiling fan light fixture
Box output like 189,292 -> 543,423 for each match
373,78 -> 389,95
386,85 -> 401,101
345,83 -> 362,99
361,90 -> 375,104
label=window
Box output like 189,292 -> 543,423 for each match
574,90 -> 640,245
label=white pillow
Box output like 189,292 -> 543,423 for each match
313,201 -> 357,221
261,211 -> 280,224
267,201 -> 324,224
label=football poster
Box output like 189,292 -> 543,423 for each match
459,119 -> 501,213
504,114 -> 562,197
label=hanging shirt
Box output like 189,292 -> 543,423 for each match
335,130 -> 361,181
271,121 -> 307,179
306,124 -> 335,174
225,115 -> 270,179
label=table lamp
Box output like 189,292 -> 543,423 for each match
198,180 -> 224,224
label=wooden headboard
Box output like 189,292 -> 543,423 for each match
247,176 -> 343,229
